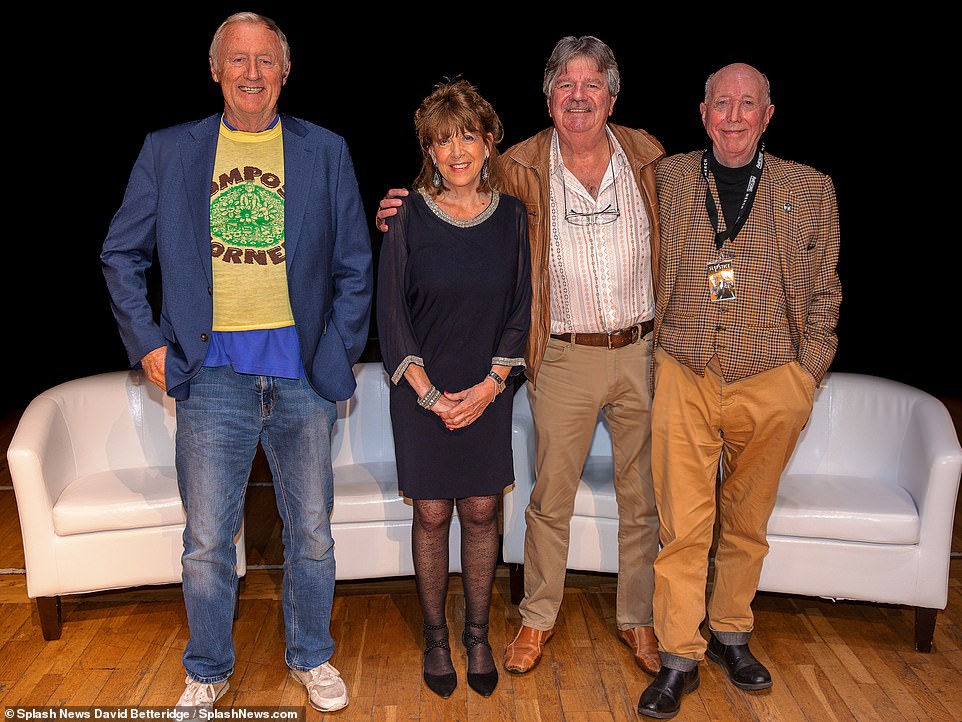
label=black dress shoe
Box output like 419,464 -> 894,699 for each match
705,634 -> 772,691
423,623 -> 457,698
462,621 -> 498,697
637,666 -> 700,719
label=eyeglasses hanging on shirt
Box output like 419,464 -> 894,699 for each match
562,135 -> 621,226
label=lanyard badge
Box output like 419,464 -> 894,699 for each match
707,258 -> 735,302
701,144 -> 764,304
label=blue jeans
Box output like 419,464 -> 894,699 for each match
175,365 -> 339,683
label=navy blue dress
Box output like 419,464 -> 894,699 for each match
376,190 -> 531,499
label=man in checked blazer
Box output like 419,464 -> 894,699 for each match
638,63 -> 841,719
101,12 -> 372,714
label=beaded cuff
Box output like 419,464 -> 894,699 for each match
391,356 -> 424,385
417,385 -> 442,409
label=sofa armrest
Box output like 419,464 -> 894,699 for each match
8,397 -> 77,518
898,397 -> 962,523
902,397 -> 962,592
7,396 -> 78,581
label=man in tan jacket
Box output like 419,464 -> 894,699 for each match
377,36 -> 664,678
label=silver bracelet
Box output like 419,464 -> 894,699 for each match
486,371 -> 506,395
417,385 -> 442,409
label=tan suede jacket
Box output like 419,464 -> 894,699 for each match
500,124 -> 665,388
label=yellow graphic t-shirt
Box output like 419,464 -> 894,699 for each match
210,122 -> 293,331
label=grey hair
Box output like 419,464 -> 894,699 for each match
704,63 -> 771,105
542,36 -> 620,98
209,12 -> 291,71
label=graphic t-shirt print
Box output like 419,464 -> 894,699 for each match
209,123 -> 293,331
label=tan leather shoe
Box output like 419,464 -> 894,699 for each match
619,626 -> 662,676
503,624 -> 554,674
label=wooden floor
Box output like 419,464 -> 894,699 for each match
1,402 -> 961,721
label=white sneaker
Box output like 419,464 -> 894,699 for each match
290,662 -> 349,711
175,676 -> 229,714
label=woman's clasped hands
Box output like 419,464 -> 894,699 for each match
434,380 -> 497,430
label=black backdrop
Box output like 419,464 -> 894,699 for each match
9,8 -> 955,416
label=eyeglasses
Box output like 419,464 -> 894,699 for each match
562,136 -> 620,226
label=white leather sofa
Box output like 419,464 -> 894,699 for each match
7,363 -> 460,640
14,366 -> 958,649
502,372 -> 962,651
7,370 -> 247,640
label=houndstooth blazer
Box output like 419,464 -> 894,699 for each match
654,150 -> 841,385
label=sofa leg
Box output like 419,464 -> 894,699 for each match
915,607 -> 937,652
36,596 -> 63,641
508,563 -> 524,606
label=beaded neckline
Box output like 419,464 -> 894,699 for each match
420,190 -> 500,228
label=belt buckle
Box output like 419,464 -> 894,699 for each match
608,326 -> 638,349
630,325 -> 640,344
605,329 -> 621,349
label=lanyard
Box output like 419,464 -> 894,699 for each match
701,143 -> 764,251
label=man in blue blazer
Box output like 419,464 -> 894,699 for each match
101,12 -> 372,713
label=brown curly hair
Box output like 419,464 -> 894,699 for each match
413,78 -> 505,197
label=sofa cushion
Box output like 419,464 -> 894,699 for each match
332,461 -> 411,523
53,467 -> 184,535
573,463 -> 921,546
768,474 -> 920,544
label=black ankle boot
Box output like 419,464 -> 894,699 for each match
706,634 -> 772,691
462,621 -> 498,697
423,623 -> 457,698
638,666 -> 700,719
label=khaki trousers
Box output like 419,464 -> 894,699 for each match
520,335 -> 659,630
651,349 -> 814,666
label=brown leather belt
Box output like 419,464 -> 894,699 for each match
551,320 -> 653,349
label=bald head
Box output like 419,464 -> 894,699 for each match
700,62 -> 774,167
704,63 -> 770,105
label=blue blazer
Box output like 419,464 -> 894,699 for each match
102,113 -> 373,401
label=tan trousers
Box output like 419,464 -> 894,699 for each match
520,335 -> 659,630
651,349 -> 814,665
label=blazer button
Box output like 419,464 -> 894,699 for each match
200,333 -> 209,342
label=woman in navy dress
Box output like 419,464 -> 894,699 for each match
376,79 -> 530,699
